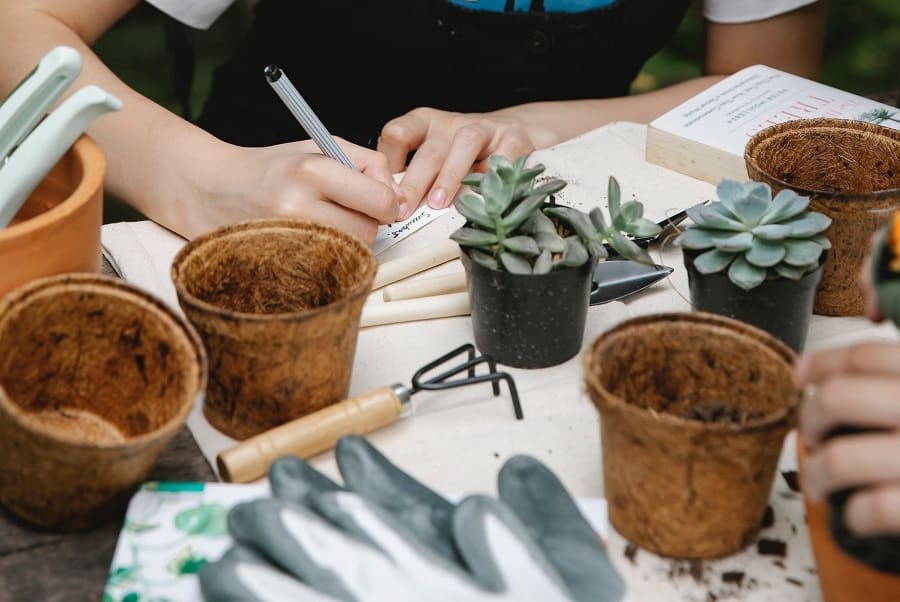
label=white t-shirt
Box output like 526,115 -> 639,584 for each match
146,0 -> 819,30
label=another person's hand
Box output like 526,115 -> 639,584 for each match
378,107 -> 558,219
190,139 -> 401,243
796,342 -> 900,536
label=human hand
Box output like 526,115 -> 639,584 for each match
378,108 -> 558,219
199,436 -> 625,601
194,139 -> 402,243
796,342 -> 900,535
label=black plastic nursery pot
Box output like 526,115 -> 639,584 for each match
460,248 -> 595,369
683,250 -> 823,353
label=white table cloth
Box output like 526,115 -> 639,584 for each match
102,121 -> 899,601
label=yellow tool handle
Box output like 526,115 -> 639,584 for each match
217,386 -> 404,483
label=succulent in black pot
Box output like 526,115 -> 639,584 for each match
450,155 -> 659,369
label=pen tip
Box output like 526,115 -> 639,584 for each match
263,65 -> 281,82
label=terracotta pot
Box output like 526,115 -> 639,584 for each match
798,439 -> 900,601
584,312 -> 799,558
171,219 -> 377,441
0,274 -> 206,531
0,135 -> 104,298
744,118 -> 900,316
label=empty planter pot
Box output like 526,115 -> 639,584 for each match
0,135 -> 104,297
744,118 -> 900,316
0,274 -> 206,531
171,219 -> 377,441
583,312 -> 800,558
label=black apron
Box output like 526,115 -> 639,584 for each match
195,0 -> 692,149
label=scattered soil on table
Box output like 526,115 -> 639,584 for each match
757,538 -> 787,557
721,571 -> 745,587
786,577 -> 804,587
679,401 -> 766,424
624,543 -> 639,565
781,470 -> 800,492
668,560 -> 706,583
760,505 -> 775,529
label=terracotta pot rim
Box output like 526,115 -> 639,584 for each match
0,273 -> 207,450
171,218 -> 377,322
0,136 -> 105,242
584,311 -> 800,433
744,118 -> 900,200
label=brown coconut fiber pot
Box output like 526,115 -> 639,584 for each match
0,274 -> 206,531
744,118 -> 900,316
584,312 -> 800,559
0,135 -> 104,297
172,219 -> 377,441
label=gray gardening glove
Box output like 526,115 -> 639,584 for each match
199,436 -> 624,601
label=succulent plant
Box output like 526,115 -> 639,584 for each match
450,155 -> 661,275
677,180 -> 832,290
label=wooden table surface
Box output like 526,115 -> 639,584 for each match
0,258 -> 217,601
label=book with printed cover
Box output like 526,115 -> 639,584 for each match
645,64 -> 900,184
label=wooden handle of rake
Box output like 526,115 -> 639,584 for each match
217,385 -> 407,483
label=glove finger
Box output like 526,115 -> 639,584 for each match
497,455 -> 625,602
228,498 -> 375,602
199,545 -> 337,602
269,455 -> 342,504
453,495 -> 570,601
335,435 -> 458,563
311,490 -> 480,597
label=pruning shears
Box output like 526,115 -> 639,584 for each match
0,46 -> 122,228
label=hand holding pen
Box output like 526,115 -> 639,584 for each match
265,64 -> 409,224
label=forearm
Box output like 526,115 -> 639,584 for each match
493,75 -> 725,148
0,3 -> 230,237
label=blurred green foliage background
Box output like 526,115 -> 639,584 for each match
94,0 -> 897,221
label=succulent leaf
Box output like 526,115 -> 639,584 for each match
535,231 -> 567,253
451,227 -> 498,248
751,224 -> 793,240
522,210 -> 557,235
500,252 -> 533,274
728,255 -> 767,290
627,217 -> 663,239
481,170 -> 509,216
462,173 -> 483,189
759,189 -> 809,225
503,236 -> 541,257
693,249 -> 734,274
810,234 -> 832,250
501,189 -> 551,231
785,213 -> 832,237
607,176 -> 622,222
544,206 -> 597,240
731,190 -> 769,227
715,180 -> 744,217
533,249 -> 553,274
557,236 -> 590,267
470,249 -> 498,270
745,240 -> 786,267
782,239 -> 823,267
588,207 -> 608,231
587,238 -> 609,260
454,193 -> 494,229
773,262 -> 809,280
694,205 -> 747,231
712,231 -> 754,252
607,230 -> 652,265
676,228 -> 719,250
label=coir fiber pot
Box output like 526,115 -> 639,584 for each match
460,248 -> 595,369
0,135 -> 104,297
583,312 -> 799,558
798,439 -> 900,601
172,219 -> 376,440
683,249 -> 823,352
0,274 -> 206,531
744,118 -> 900,316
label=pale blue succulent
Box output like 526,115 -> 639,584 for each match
450,155 -> 660,275
677,180 -> 832,290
